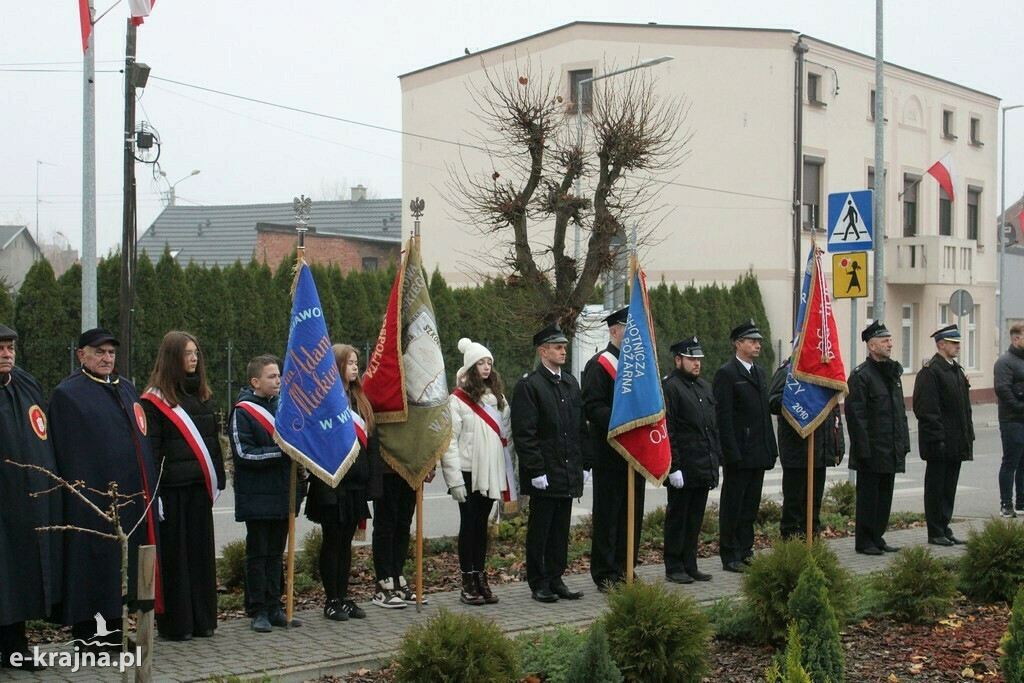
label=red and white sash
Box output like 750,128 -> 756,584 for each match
453,388 -> 518,505
597,350 -> 618,379
143,388 -> 221,504
350,410 -> 368,448
236,400 -> 275,436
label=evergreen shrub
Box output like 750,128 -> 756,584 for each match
518,626 -> 583,683
564,623 -> 622,683
217,538 -> 247,591
959,518 -> 1024,603
822,481 -> 856,517
704,596 -> 759,642
870,546 -> 956,622
764,624 -> 812,683
1001,583 -> 1024,683
394,608 -> 518,683
788,560 -> 845,682
296,527 -> 322,580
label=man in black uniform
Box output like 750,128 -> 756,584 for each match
713,320 -> 778,573
846,320 -> 910,555
0,324 -> 59,671
48,328 -> 160,648
512,323 -> 591,603
769,357 -> 845,539
912,324 -> 974,546
662,336 -> 720,583
582,306 -> 644,591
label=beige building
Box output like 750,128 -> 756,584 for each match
400,22 -> 1000,399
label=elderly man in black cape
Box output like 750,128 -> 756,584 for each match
0,324 -> 61,671
48,328 -> 161,650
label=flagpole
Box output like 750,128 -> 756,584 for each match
625,230 -> 639,585
285,195 -> 312,627
806,431 -> 814,548
411,197 -> 426,611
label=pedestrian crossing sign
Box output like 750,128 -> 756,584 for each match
827,190 -> 874,253
832,252 -> 868,299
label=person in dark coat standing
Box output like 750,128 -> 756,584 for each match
512,323 -> 591,603
0,324 -> 59,671
142,331 -> 225,641
48,328 -> 160,650
994,323 -> 1024,518
713,320 -> 778,573
912,324 -> 974,546
582,307 -> 644,592
230,355 -> 304,633
662,336 -> 721,584
846,320 -> 910,556
769,358 -> 845,540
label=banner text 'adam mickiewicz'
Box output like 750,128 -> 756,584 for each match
285,335 -> 339,429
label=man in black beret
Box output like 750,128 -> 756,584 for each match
0,325 -> 59,671
582,307 -> 644,591
512,322 -> 591,602
713,320 -> 778,572
662,337 -> 721,583
912,324 -> 974,546
845,321 -> 910,555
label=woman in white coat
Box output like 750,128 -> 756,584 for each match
441,338 -> 514,605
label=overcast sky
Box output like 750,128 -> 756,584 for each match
3,1 -> 1022,256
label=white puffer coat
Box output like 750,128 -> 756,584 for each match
440,389 -> 513,500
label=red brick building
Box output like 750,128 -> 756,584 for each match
256,223 -> 398,272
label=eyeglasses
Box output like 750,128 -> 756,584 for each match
184,350 -> 199,358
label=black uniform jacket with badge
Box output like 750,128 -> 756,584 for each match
662,368 -> 721,488
845,358 -> 910,474
0,367 -> 62,623
768,361 -> 846,469
48,367 -> 160,624
912,353 -> 975,462
581,343 -> 626,473
142,379 -> 226,491
511,365 -> 591,498
712,358 -> 778,469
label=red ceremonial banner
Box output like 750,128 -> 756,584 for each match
362,258 -> 407,422
792,246 -> 848,391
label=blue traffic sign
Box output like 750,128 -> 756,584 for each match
827,190 -> 874,253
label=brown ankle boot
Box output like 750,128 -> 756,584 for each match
460,572 -> 485,605
475,571 -> 498,604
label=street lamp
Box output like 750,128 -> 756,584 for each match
999,105 -> 1022,353
160,169 -> 201,206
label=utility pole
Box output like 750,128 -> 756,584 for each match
792,38 -> 808,334
872,0 -> 886,322
120,19 -> 139,380
82,0 -> 97,330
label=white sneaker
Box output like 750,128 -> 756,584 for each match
397,575 -> 428,605
371,578 -> 407,609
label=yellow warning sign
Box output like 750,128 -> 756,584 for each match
832,252 -> 868,299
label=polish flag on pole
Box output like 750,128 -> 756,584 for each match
78,0 -> 91,53
926,153 -> 958,202
129,0 -> 155,26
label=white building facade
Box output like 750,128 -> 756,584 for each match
400,22 -> 999,398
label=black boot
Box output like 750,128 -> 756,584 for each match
475,571 -> 498,604
460,572 -> 485,605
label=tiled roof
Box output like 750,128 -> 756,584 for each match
137,199 -> 403,267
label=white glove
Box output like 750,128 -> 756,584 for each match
668,470 -> 685,489
531,475 -> 549,490
450,485 -> 467,503
157,497 -> 165,522
583,470 -> 592,485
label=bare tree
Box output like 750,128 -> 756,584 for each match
448,56 -> 691,336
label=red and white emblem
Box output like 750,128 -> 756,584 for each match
134,402 -> 148,435
28,404 -> 47,440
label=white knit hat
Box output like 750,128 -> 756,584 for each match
457,337 -> 493,380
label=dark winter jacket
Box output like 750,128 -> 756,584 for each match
305,428 -> 383,510
712,357 -> 778,470
845,357 -> 910,474
229,388 -> 301,521
912,353 -> 975,462
994,344 -> 1024,423
662,368 -> 721,489
768,362 -> 846,469
511,365 -> 590,498
142,375 -> 225,490
581,343 -> 625,472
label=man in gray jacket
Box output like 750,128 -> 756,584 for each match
996,323 -> 1024,518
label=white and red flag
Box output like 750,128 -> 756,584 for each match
926,153 -> 958,202
129,0 -> 155,25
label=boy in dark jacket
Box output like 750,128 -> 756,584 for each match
230,355 -> 299,633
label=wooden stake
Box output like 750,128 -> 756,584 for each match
285,460 -> 297,624
806,431 -> 815,548
626,467 -> 635,584
416,485 -> 424,612
135,544 -> 155,683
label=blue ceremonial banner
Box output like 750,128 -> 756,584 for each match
274,262 -> 360,487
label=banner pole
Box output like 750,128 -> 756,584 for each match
416,485 -> 424,612
626,467 -> 635,584
806,431 -> 814,548
286,460 -> 297,624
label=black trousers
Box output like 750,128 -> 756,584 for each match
780,467 -> 827,539
718,466 -> 765,566
664,486 -> 710,575
157,484 -> 218,638
924,460 -> 962,539
0,621 -> 27,659
590,468 -> 645,586
457,471 -> 495,573
244,519 -> 288,617
855,471 -> 895,551
526,496 -> 572,591
372,473 -> 416,582
320,516 -> 359,602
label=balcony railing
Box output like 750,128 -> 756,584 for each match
887,235 -> 977,285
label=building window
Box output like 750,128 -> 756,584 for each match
568,69 -> 593,114
970,117 -> 983,146
802,157 -> 823,230
966,305 -> 978,369
903,174 -> 919,237
939,187 -> 953,236
362,257 -> 378,272
902,304 -> 915,370
807,73 -> 825,106
942,109 -> 956,139
967,187 -> 981,241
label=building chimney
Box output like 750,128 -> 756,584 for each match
351,184 -> 367,201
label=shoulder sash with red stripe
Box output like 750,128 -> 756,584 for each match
597,350 -> 618,379
350,410 -> 368,448
143,389 -> 221,503
236,400 -> 275,436
453,388 -> 518,507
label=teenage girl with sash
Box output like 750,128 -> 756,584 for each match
142,331 -> 225,641
306,344 -> 381,621
440,338 -> 516,605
